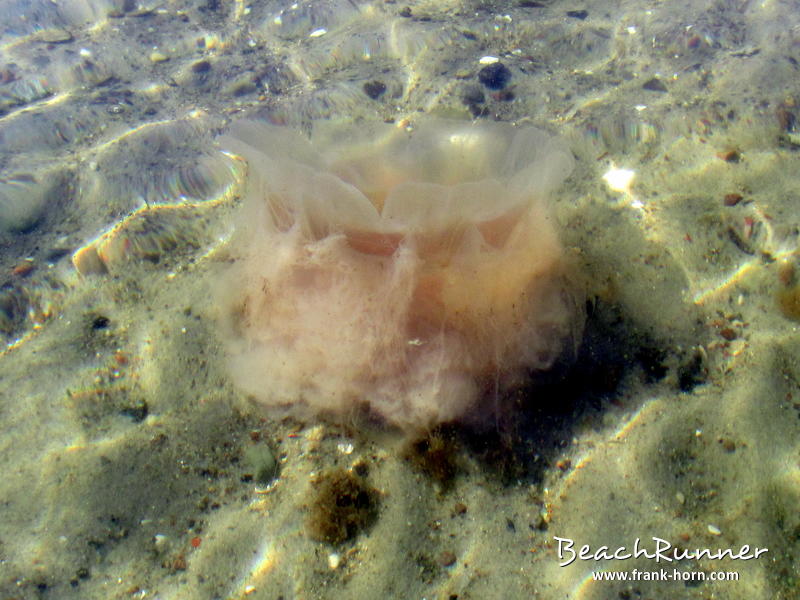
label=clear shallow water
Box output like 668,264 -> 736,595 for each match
1,1 -> 800,598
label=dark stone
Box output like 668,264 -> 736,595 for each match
642,77 -> 668,92
120,399 -> 149,422
478,62 -> 512,90
566,9 -> 589,20
92,316 -> 110,329
191,60 -> 212,73
363,80 -> 387,99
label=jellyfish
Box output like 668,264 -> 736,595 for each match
216,118 -> 583,430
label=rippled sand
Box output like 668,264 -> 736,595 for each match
1,0 -> 799,598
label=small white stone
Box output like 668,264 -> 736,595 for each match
602,166 -> 635,193
707,524 -> 722,536
479,56 -> 499,65
328,552 -> 341,569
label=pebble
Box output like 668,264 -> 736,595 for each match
723,193 -> 743,206
478,62 -> 511,90
363,80 -> 387,100
566,9 -> 589,20
32,29 -> 74,44
642,77 -> 667,92
243,445 -> 277,484
153,534 -> 168,550
192,60 -> 212,73
150,51 -> 169,63
717,149 -> 741,163
777,284 -> 800,321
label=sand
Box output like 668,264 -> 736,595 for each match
1,0 -> 799,598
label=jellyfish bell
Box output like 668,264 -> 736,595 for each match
216,117 -> 583,431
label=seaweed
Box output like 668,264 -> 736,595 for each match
307,469 -> 379,545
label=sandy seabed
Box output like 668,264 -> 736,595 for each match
1,0 -> 800,599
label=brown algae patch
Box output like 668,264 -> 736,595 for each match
307,468 -> 380,545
